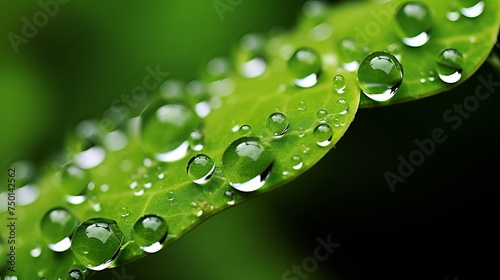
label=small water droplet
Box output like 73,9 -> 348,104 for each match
60,165 -> 90,195
186,154 -> 216,185
237,34 -> 267,78
100,184 -> 109,192
103,130 -> 128,152
30,246 -> 42,258
188,130 -> 204,151
288,48 -> 322,88
71,218 -> 124,271
333,75 -> 346,93
132,215 -> 168,253
120,206 -> 129,218
420,78 -> 426,83
337,99 -> 349,115
291,155 -> 303,170
316,109 -> 329,123
459,0 -> 484,18
310,23 -> 333,42
67,269 -> 84,280
222,137 -> 274,192
436,48 -> 463,84
239,125 -> 252,135
140,102 -> 200,162
298,100 -> 308,111
75,146 -> 106,170
266,112 -> 289,138
41,208 -> 79,252
167,190 -> 175,201
357,51 -> 404,102
395,2 -> 432,47
313,124 -> 333,147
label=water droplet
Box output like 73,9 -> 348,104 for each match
60,165 -> 90,195
167,190 -> 175,200
337,99 -> 349,115
222,137 -> 274,192
298,100 -> 308,111
239,125 -> 252,135
333,75 -> 346,93
447,10 -> 460,21
160,79 -> 184,101
71,218 -> 124,271
187,154 -> 216,185
459,0 -> 484,18
436,48 -> 463,84
313,124 -> 333,147
237,34 -> 267,78
340,38 -> 366,71
30,246 -> 42,258
291,155 -> 303,170
357,51 -> 404,102
188,130 -> 204,152
288,48 -> 322,88
67,269 -> 84,280
140,103 -> 200,162
100,184 -> 109,192
266,112 -> 289,138
316,109 -> 329,123
103,130 -> 128,152
120,206 -> 129,218
132,215 -> 168,253
303,1 -> 328,22
75,146 -> 106,170
41,208 -> 79,252
395,2 -> 432,47
310,23 -> 333,42
224,190 -> 236,205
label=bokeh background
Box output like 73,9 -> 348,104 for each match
1,0 -> 499,279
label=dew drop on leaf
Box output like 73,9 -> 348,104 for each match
313,124 -> 333,147
237,33 -> 267,78
239,124 -> 252,135
395,2 -> 433,47
333,74 -> 346,94
357,51 -> 404,102
288,48 -> 322,88
266,112 -> 289,138
298,100 -> 308,111
291,155 -> 304,170
340,38 -> 366,72
186,154 -> 216,185
316,109 -> 328,123
140,102 -> 200,162
40,208 -> 79,252
436,48 -> 464,84
167,190 -> 175,201
132,215 -> 168,254
67,269 -> 84,280
188,130 -> 204,152
120,206 -> 129,218
60,165 -> 90,196
222,137 -> 274,192
337,98 -> 349,115
71,218 -> 124,271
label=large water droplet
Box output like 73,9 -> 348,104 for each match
459,0 -> 484,18
288,48 -> 322,88
333,75 -> 346,93
60,165 -> 90,195
40,208 -> 79,252
75,146 -> 106,170
395,2 -> 432,47
222,137 -> 274,192
132,215 -> 168,254
313,124 -> 333,147
71,218 -> 124,271
266,112 -> 289,138
67,269 -> 84,280
187,154 -> 216,185
337,98 -> 349,115
140,102 -> 200,162
357,51 -> 404,102
436,48 -> 463,84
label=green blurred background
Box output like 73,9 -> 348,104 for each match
1,0 -> 499,279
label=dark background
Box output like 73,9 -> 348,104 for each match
1,0 -> 499,279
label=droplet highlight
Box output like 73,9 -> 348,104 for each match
395,2 -> 433,47
288,48 -> 322,88
436,48 -> 463,84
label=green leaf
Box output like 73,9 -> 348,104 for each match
0,9 -> 359,280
